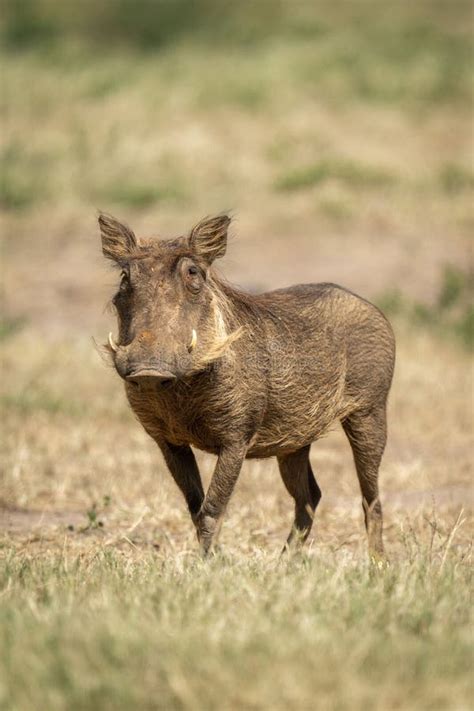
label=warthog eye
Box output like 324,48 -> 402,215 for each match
181,260 -> 203,294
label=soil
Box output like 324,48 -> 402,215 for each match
2,484 -> 470,538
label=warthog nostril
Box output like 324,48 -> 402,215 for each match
126,368 -> 177,387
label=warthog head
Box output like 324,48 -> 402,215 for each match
99,212 -> 240,387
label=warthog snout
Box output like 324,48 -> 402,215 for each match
109,338 -> 177,386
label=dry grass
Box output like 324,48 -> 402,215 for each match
1,545 -> 472,711
1,2 -> 473,709
1,324 -> 472,549
1,325 -> 472,710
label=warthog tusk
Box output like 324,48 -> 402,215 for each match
108,332 -> 118,352
187,329 -> 197,353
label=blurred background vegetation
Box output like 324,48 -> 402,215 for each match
1,0 -> 473,347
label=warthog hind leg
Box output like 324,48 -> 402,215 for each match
341,405 -> 387,560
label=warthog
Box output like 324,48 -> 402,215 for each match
99,212 -> 395,557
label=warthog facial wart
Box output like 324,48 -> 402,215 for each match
99,211 -> 395,558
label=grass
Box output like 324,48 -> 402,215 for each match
2,0 -> 472,110
438,163 -> 474,195
275,159 -> 396,192
377,265 -> 474,350
1,327 -> 472,711
1,3 -> 472,226
96,180 -> 185,209
0,317 -> 26,342
0,144 -> 50,211
0,538 -> 472,711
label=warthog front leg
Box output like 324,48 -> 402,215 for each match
195,442 -> 247,554
158,441 -> 205,519
277,445 -> 322,551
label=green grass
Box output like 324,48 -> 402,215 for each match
0,543 -> 471,711
275,159 -> 396,192
318,196 -> 354,222
0,144 -> 50,211
96,180 -> 185,209
438,163 -> 474,195
377,265 -> 474,350
1,1 -> 472,108
0,317 -> 26,342
1,2 -> 472,216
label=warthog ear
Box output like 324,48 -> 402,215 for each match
98,212 -> 137,263
189,214 -> 230,264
